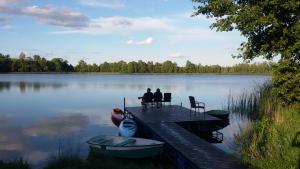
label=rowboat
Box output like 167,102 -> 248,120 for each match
119,118 -> 137,137
87,135 -> 164,158
111,108 -> 124,127
206,110 -> 229,120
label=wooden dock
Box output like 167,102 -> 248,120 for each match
127,105 -> 248,169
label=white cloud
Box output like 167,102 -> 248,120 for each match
23,114 -> 89,136
0,4 -> 89,28
170,52 -> 185,58
55,16 -> 174,35
170,28 -> 226,44
126,37 -> 154,45
0,16 -> 9,26
21,5 -> 89,28
79,0 -> 125,9
0,0 -> 26,6
53,15 -> 226,43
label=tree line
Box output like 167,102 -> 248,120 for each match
0,52 -> 272,74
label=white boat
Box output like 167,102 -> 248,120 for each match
87,135 -> 164,158
119,118 -> 137,137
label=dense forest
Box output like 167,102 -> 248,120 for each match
0,52 -> 272,74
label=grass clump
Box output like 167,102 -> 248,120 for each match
230,82 -> 300,169
44,151 -> 174,169
0,159 -> 31,169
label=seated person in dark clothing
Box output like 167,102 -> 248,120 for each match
142,88 -> 154,108
153,88 -> 163,108
154,88 -> 162,102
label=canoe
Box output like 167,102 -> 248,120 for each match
206,110 -> 229,120
111,108 -> 124,127
87,135 -> 164,158
119,118 -> 137,137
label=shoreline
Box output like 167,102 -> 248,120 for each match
0,72 -> 271,76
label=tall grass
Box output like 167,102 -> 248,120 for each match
0,159 -> 31,169
229,82 -> 300,169
227,81 -> 284,123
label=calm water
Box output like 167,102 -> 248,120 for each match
0,74 -> 270,168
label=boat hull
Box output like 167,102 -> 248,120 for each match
111,108 -> 124,127
206,110 -> 229,120
87,135 -> 164,158
119,118 -> 137,137
90,144 -> 163,158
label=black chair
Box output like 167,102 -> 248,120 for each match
153,92 -> 163,108
189,96 -> 205,113
163,93 -> 172,106
141,93 -> 154,109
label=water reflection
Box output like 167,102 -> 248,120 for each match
0,81 -> 67,93
0,113 -> 118,168
0,74 -> 269,168
23,114 -> 89,137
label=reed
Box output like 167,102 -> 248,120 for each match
229,82 -> 300,169
0,159 -> 31,169
227,81 -> 284,123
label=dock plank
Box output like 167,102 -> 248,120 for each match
147,122 -> 247,169
127,105 -> 220,123
126,105 -> 248,169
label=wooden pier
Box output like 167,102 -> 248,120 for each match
126,105 -> 247,169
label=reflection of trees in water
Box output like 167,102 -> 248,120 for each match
81,83 -> 179,92
0,82 -> 67,93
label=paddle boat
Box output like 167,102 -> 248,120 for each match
87,135 -> 164,158
119,118 -> 137,137
111,108 -> 124,127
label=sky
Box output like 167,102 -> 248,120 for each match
0,0 -> 252,66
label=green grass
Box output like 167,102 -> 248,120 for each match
0,159 -> 31,169
0,154 -> 174,169
44,152 -> 174,169
237,108 -> 299,169
229,82 -> 300,169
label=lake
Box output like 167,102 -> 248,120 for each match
0,74 -> 270,168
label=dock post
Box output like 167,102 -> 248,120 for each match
123,97 -> 126,112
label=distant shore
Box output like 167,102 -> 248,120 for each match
1,72 -> 271,75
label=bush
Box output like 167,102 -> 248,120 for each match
236,108 -> 300,169
272,60 -> 300,105
0,159 -> 31,169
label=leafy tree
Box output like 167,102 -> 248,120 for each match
192,0 -> 300,62
272,60 -> 300,104
0,54 -> 11,72
192,0 -> 300,104
76,60 -> 89,72
185,60 -> 196,73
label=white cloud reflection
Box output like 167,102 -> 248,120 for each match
23,114 -> 89,136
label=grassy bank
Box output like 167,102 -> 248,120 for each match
0,159 -> 30,169
229,82 -> 300,169
0,152 -> 174,169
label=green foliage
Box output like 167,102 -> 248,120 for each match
44,153 -> 174,169
0,52 -> 273,74
192,0 -> 300,62
272,59 -> 300,105
230,83 -> 300,169
227,81 -> 283,122
236,108 -> 300,169
0,53 -> 74,73
0,159 -> 31,169
192,0 -> 300,105
0,54 -> 11,72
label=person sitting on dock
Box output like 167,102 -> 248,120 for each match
153,88 -> 163,108
141,88 -> 154,109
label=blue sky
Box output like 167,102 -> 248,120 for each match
0,0 -> 251,66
